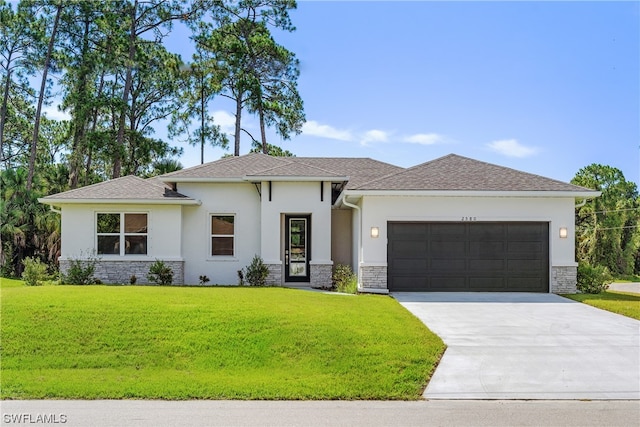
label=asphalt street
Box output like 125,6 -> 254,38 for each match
2,400 -> 640,427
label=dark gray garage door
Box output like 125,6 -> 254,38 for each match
388,222 -> 549,292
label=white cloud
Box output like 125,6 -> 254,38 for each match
403,133 -> 445,145
487,139 -> 538,158
212,110 -> 236,134
301,120 -> 353,141
360,129 -> 389,146
41,105 -> 71,121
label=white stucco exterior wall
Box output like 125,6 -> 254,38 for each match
260,181 -> 333,281
59,203 -> 182,261
178,182 -> 261,285
358,195 -> 577,268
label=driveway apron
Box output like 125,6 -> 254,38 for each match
393,293 -> 640,400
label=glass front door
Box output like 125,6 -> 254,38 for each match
285,215 -> 310,282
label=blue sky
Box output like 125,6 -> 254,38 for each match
49,1 -> 640,186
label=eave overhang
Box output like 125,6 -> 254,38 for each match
342,189 -> 601,198
37,198 -> 202,206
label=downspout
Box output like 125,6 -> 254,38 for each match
341,195 -> 362,290
49,205 -> 62,215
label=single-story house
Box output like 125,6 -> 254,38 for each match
39,153 -> 599,293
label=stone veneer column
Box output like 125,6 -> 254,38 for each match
265,263 -> 282,286
551,265 -> 577,294
60,259 -> 184,285
359,265 -> 388,293
310,263 -> 333,288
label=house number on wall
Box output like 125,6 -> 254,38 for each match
461,216 -> 477,221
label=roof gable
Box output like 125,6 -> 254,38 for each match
353,154 -> 594,192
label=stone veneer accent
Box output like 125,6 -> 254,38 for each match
265,263 -> 283,286
60,259 -> 184,285
310,263 -> 333,288
360,265 -> 388,291
551,265 -> 577,294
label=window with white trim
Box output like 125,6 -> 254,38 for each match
97,213 -> 148,255
211,215 -> 234,256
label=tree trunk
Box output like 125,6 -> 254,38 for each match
68,18 -> 91,189
0,63 -> 11,159
113,0 -> 137,178
27,2 -> 62,190
200,74 -> 205,164
258,102 -> 267,154
234,95 -> 242,156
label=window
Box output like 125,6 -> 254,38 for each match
211,215 -> 234,256
97,213 -> 147,255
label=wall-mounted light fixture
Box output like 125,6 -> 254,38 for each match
370,227 -> 379,238
559,227 -> 568,239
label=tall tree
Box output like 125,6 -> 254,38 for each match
27,0 -> 62,190
572,164 -> 639,275
0,0 -> 42,168
197,0 -> 299,156
170,52 -> 228,164
112,0 -> 196,178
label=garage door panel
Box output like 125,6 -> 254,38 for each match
388,222 -> 549,292
430,241 -> 466,255
430,277 -> 467,291
391,240 -> 426,257
430,259 -> 467,271
469,259 -> 505,270
470,241 -> 505,256
393,259 -> 428,270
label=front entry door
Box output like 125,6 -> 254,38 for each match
285,215 -> 311,282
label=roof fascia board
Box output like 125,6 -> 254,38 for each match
38,198 -> 202,206
343,190 -> 601,198
159,177 -> 246,183
244,175 -> 349,182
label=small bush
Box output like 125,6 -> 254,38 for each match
22,257 -> 48,286
237,270 -> 245,286
130,275 -> 137,285
577,263 -> 612,294
199,275 -> 210,285
243,255 -> 269,287
332,264 -> 358,294
147,260 -> 173,285
62,254 -> 98,285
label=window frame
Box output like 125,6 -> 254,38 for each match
96,212 -> 149,256
210,214 -> 235,257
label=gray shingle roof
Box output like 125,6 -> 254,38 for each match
40,175 -> 193,202
160,153 -> 403,189
352,154 -> 594,192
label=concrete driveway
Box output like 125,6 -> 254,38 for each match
393,293 -> 640,400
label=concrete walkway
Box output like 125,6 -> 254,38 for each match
393,292 -> 640,400
608,282 -> 640,294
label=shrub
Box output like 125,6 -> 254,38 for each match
22,257 -> 48,286
237,270 -> 245,286
199,275 -> 210,285
130,275 -> 137,285
332,264 -> 358,294
62,254 -> 98,285
243,255 -> 269,287
147,260 -> 173,285
577,263 -> 612,294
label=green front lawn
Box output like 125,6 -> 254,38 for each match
563,291 -> 640,320
0,279 -> 445,400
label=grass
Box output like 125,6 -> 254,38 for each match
0,278 -> 445,400
563,290 -> 640,320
